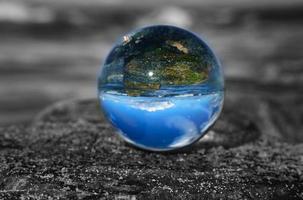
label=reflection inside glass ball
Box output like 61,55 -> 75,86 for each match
98,25 -> 224,151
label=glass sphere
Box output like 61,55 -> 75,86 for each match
98,25 -> 224,151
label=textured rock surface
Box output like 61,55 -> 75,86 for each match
0,98 -> 302,199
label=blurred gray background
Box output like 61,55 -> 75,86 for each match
1,0 -> 303,129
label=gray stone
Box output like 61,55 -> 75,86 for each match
0,98 -> 302,199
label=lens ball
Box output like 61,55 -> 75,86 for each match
98,25 -> 224,151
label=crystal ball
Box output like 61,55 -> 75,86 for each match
98,25 -> 224,151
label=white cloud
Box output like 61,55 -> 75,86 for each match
0,2 -> 54,23
136,6 -> 192,28
166,116 -> 198,148
131,100 -> 174,112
